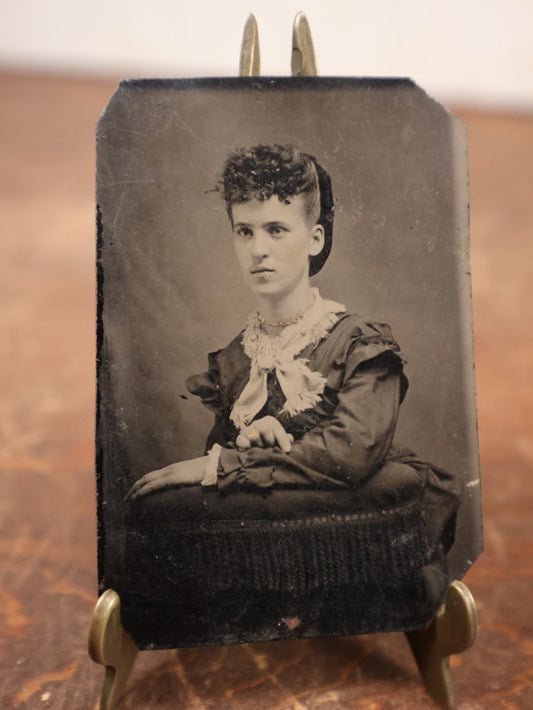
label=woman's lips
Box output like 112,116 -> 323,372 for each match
251,267 -> 275,274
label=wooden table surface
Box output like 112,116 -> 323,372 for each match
1,73 -> 532,709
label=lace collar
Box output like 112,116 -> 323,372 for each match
230,289 -> 346,430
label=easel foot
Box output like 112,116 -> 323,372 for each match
88,589 -> 138,710
406,581 -> 477,709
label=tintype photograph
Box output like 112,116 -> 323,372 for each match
96,77 -> 482,649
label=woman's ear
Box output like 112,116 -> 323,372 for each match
309,224 -> 325,257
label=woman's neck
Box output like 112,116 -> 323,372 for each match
256,283 -> 315,332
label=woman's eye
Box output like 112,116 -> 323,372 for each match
268,226 -> 285,237
235,227 -> 252,239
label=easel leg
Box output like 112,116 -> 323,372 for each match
406,581 -> 477,709
88,589 -> 138,710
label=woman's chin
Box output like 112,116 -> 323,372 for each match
247,279 -> 281,297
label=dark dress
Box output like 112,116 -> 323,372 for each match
187,312 -> 459,552
122,309 -> 461,647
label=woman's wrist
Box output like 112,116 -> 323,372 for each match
202,445 -> 222,486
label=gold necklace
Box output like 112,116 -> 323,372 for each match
257,293 -> 315,328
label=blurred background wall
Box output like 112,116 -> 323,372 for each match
1,0 -> 532,111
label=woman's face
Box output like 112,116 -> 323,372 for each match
231,196 -> 324,301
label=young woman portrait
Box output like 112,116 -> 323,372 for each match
97,79 -> 480,644
126,144 -> 459,566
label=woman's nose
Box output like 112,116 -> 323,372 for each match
251,232 -> 270,258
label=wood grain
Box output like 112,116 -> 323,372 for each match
0,73 -> 532,709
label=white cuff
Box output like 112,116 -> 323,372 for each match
202,444 -> 222,486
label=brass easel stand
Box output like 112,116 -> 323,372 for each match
88,580 -> 476,710
88,590 -> 138,710
407,581 -> 477,708
89,12 -> 478,709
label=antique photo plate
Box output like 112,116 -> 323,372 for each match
96,77 -> 482,649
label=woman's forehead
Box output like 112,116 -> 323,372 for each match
232,195 -> 307,225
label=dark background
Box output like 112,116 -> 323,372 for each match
97,77 -> 480,582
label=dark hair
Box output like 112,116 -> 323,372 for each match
222,144 -> 334,276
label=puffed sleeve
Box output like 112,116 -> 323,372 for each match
186,351 -> 223,413
186,351 -> 238,452
216,343 -> 404,492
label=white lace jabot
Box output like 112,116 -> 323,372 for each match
230,288 -> 346,430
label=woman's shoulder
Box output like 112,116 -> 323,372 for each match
331,311 -> 398,343
214,329 -> 247,364
322,311 -> 401,355
309,309 -> 405,383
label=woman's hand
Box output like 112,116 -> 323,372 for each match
236,416 -> 294,453
125,456 -> 207,501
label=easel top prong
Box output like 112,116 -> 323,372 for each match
239,13 -> 260,77
292,11 -> 318,76
239,11 -> 318,77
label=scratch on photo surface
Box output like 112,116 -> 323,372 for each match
171,111 -> 212,146
111,188 -> 128,231
117,127 -> 152,139
102,178 -> 158,188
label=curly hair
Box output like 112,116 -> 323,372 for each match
221,144 -> 334,276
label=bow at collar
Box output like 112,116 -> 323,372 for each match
230,289 -> 345,430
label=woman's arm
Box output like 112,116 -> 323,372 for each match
126,456 -> 207,500
217,353 -> 401,491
